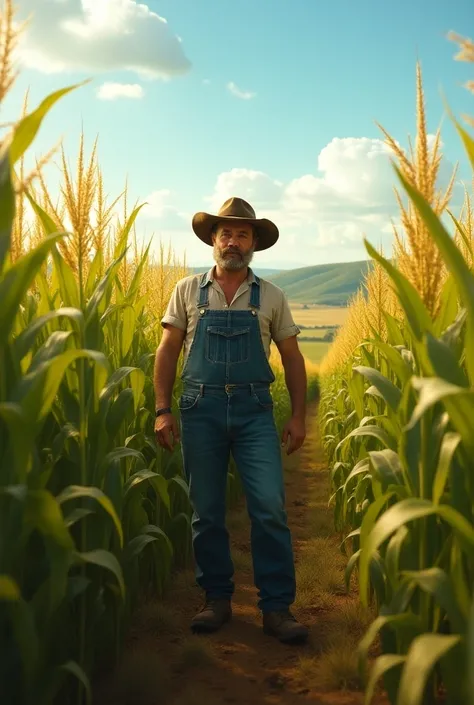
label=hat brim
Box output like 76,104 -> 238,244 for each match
192,212 -> 279,251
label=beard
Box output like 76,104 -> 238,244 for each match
213,244 -> 255,271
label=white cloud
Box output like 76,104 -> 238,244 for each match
130,136 -> 462,268
227,82 -> 256,100
97,82 -> 144,100
17,0 -> 191,79
196,136 -> 462,267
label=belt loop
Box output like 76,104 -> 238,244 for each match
200,383 -> 204,396
250,382 -> 254,395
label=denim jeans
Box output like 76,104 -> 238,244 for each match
179,382 -> 296,613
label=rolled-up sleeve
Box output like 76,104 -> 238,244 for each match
161,282 -> 187,331
271,289 -> 300,342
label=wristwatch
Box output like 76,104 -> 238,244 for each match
155,407 -> 172,417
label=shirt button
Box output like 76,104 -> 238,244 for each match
224,304 -> 228,308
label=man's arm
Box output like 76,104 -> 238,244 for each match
154,325 -> 185,409
275,335 -> 307,454
153,325 -> 185,451
275,335 -> 307,421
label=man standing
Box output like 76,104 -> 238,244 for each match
154,197 -> 308,644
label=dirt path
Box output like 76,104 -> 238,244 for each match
100,401 -> 387,705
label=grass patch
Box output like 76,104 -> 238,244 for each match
175,635 -> 216,672
232,546 -> 253,572
294,537 -> 345,610
298,638 -> 362,691
133,601 -> 183,636
114,648 -> 169,705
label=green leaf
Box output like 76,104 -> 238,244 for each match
359,498 -> 474,605
401,567 -> 466,633
393,162 -> 474,384
10,83 -> 86,164
57,485 -> 123,547
13,307 -> 84,360
407,377 -> 474,455
368,449 -> 404,489
425,333 -> 469,387
75,549 -> 125,599
360,340 -> 413,386
16,348 -> 109,427
60,662 -> 91,705
0,233 -> 65,341
396,634 -> 461,705
124,469 -> 171,513
433,431 -> 461,505
336,424 -> 395,453
434,274 -> 460,337
353,365 -> 402,412
0,575 -> 20,600
24,490 -> 74,550
0,139 -> 15,272
364,654 -> 405,705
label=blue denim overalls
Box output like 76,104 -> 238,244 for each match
178,270 -> 296,613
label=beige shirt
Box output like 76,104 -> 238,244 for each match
161,266 -> 300,361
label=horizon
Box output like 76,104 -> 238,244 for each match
3,0 -> 473,270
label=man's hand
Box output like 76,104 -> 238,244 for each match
154,413 -> 180,452
281,415 -> 306,455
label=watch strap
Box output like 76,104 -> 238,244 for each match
155,407 -> 172,417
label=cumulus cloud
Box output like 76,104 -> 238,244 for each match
17,0 -> 191,79
227,82 -> 256,100
199,136 -> 461,266
97,82 -> 144,100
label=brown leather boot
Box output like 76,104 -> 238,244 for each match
263,610 -> 309,644
191,598 -> 232,633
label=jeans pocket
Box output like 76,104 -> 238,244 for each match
252,388 -> 274,410
178,392 -> 201,411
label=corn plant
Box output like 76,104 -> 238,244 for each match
319,90 -> 474,705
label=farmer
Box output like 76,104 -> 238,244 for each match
153,197 -> 309,644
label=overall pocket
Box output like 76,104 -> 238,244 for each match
252,387 -> 274,410
205,325 -> 250,364
178,391 -> 201,411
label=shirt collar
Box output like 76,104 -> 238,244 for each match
200,266 -> 258,287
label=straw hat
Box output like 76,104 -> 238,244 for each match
192,197 -> 279,251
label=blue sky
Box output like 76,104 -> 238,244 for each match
5,0 -> 474,269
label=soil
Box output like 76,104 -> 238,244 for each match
97,401 -> 389,705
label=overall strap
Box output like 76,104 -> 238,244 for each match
249,275 -> 261,309
196,272 -> 210,308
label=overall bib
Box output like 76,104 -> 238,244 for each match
178,272 -> 296,613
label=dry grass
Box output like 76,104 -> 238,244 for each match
174,635 -> 216,672
133,601 -> 183,637
377,62 -> 456,320
114,648 -> 169,705
294,536 -> 345,610
290,305 -> 349,327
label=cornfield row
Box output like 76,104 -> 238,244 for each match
0,5 -> 319,704
319,34 -> 474,705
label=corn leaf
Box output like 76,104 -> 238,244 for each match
57,485 -> 123,548
396,634 -> 461,705
75,549 -> 125,599
0,575 -> 20,600
10,83 -> 86,165
364,654 -> 405,705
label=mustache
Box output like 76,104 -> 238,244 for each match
223,247 -> 242,256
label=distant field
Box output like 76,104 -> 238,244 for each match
290,305 -> 348,327
299,341 -> 331,364
298,327 -> 333,339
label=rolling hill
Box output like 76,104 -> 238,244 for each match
267,260 -> 372,305
189,260 -> 372,306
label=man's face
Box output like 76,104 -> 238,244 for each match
212,221 -> 256,271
